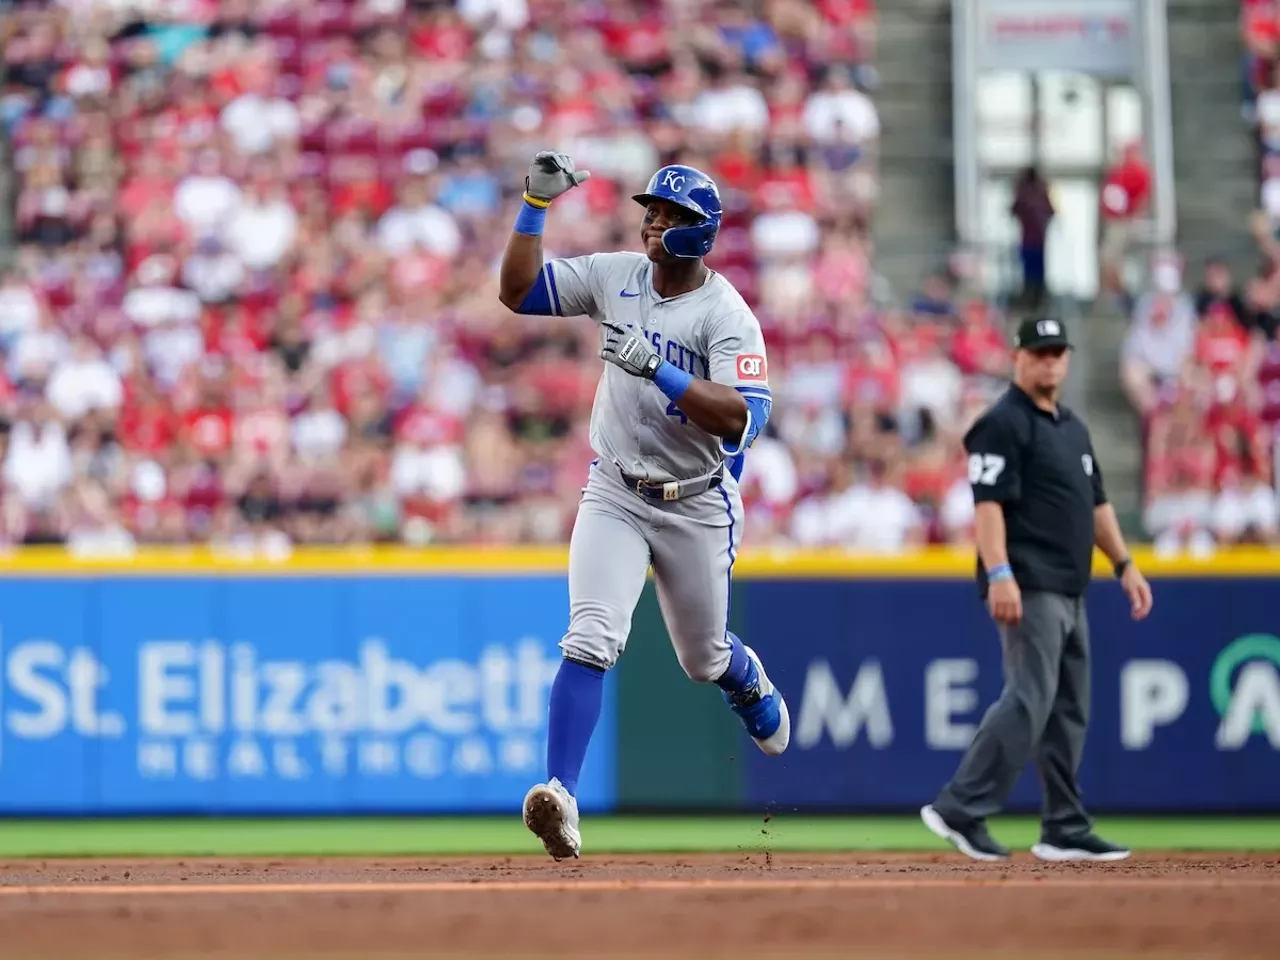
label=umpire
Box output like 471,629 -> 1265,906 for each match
921,317 -> 1153,863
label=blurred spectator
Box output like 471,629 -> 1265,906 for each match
1244,0 -> 1280,123
1196,257 -> 1251,330
225,179 -> 298,271
1098,142 -> 1152,303
1143,386 -> 1217,556
46,336 -> 123,421
790,458 -> 925,552
1205,378 -> 1278,544
173,150 -> 242,241
802,64 -> 879,150
1121,288 -> 1198,417
690,63 -> 770,141
375,177 -> 462,259
0,0 -> 1006,554
1010,166 -> 1054,311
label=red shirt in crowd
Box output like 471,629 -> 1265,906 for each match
1205,397 -> 1271,486
818,0 -> 876,24
950,308 -> 1007,376
755,166 -> 815,213
600,17 -> 669,68
843,346 -> 899,412
332,358 -> 390,417
119,397 -> 179,455
1101,150 -> 1151,221
411,17 -> 472,61
1196,306 -> 1252,376
396,405 -> 462,446
182,403 -> 235,459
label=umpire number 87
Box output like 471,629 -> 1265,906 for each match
968,453 -> 1006,486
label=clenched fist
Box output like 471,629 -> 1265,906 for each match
526,151 -> 591,203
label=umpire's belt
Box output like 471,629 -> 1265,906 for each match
612,462 -> 724,502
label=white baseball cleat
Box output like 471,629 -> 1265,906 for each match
523,777 -> 581,861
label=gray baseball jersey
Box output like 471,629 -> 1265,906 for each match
524,250 -> 769,683
545,251 -> 771,482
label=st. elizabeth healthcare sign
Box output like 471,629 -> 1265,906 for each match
0,564 -> 616,814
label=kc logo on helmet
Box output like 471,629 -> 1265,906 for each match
1037,319 -> 1061,337
661,170 -> 686,191
736,354 -> 767,381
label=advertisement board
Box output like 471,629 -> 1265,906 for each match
742,577 -> 1280,812
0,547 -> 1277,815
974,0 -> 1137,77
0,574 -> 617,814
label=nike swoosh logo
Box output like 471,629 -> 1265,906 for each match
619,290 -> 641,298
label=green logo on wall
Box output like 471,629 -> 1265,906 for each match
1210,634 -> 1280,736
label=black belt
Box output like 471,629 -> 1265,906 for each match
620,466 -> 724,502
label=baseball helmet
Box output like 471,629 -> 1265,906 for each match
632,164 -> 722,259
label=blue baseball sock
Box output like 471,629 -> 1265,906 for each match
546,658 -> 606,797
713,632 -> 753,694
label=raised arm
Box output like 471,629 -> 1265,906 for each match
497,152 -> 591,313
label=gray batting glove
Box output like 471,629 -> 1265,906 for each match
601,322 -> 663,379
525,151 -> 591,203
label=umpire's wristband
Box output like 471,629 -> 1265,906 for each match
514,193 -> 550,236
987,563 -> 1014,584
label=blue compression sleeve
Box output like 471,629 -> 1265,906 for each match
546,659 -> 605,796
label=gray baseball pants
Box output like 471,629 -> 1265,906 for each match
932,590 -> 1094,839
559,459 -> 741,683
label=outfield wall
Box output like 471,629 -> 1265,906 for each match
0,547 -> 1276,814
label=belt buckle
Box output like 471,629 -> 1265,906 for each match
635,478 -> 647,498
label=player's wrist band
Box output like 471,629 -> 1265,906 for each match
1114,557 -> 1131,578
651,360 -> 692,402
988,563 -> 1013,583
514,195 -> 549,236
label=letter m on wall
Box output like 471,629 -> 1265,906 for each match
795,659 -> 894,749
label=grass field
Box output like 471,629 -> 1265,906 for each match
2,816 -> 1279,858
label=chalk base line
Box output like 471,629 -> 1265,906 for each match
2,877 -> 1278,898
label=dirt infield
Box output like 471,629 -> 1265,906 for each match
1,852 -> 1278,959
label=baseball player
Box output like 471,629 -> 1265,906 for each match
497,152 -> 789,860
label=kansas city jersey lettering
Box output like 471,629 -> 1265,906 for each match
539,251 -> 771,482
645,331 -> 709,378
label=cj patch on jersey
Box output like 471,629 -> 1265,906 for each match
736,354 -> 767,381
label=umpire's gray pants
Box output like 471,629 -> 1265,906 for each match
933,591 -> 1093,839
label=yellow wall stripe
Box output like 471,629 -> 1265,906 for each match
0,546 -> 1274,578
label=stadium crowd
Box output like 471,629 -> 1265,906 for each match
1116,0 -> 1280,555
0,0 -> 1007,555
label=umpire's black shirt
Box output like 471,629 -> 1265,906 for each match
965,384 -> 1106,598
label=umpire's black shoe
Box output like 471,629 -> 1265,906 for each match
1031,833 -> 1132,862
920,805 -> 1011,862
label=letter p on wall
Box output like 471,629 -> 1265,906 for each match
1121,660 -> 1188,749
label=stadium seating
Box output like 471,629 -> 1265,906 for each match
1121,0 -> 1280,553
1,0 -> 1001,553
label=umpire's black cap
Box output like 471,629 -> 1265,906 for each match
1013,317 -> 1073,351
